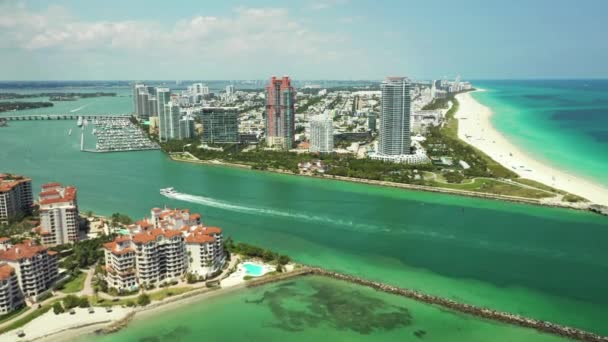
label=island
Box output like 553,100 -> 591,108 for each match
0,92 -> 116,101
0,101 -> 53,112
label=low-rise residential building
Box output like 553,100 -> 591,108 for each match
0,262 -> 24,314
103,208 -> 225,292
38,183 -> 80,246
0,240 -> 58,298
0,174 -> 33,225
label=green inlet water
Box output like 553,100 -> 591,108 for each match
84,277 -> 570,342
1,85 -> 607,340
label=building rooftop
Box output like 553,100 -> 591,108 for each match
0,175 -> 31,193
39,185 -> 77,205
0,241 -> 53,261
0,263 -> 15,280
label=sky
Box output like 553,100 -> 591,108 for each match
0,0 -> 606,80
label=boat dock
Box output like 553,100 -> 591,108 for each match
82,117 -> 159,153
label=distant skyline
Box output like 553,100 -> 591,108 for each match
1,0 -> 607,80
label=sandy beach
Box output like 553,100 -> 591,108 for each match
0,307 -> 131,342
13,259 -> 278,342
455,91 -> 608,206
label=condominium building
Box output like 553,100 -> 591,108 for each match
179,117 -> 195,140
185,226 -> 225,278
38,183 -> 80,246
103,208 -> 223,292
265,76 -> 296,149
133,83 -> 146,116
103,236 -> 137,291
156,87 -> 171,141
0,240 -> 58,298
309,114 -> 334,153
378,76 -> 411,156
370,77 -> 428,164
133,84 -> 158,119
159,103 -> 182,141
0,174 -> 33,225
0,261 -> 24,315
199,107 -> 239,143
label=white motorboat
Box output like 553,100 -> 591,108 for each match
160,187 -> 176,195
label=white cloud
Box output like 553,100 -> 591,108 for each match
309,0 -> 349,11
0,3 -> 350,58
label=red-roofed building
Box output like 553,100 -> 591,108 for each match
103,237 -> 137,291
0,263 -> 24,314
0,240 -> 58,299
0,174 -> 33,225
38,183 -> 80,246
102,207 -> 226,291
185,225 -> 225,279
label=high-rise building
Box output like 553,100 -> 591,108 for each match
265,76 -> 296,149
133,84 -> 145,115
156,88 -> 171,140
160,103 -> 182,141
371,77 -> 428,164
137,90 -> 150,119
309,114 -> 333,153
225,85 -> 235,96
199,107 -> 239,143
378,77 -> 411,156
0,239 -> 58,298
179,117 -> 195,140
0,174 -> 33,225
148,96 -> 158,118
38,183 -> 80,245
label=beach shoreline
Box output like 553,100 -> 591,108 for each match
455,91 -> 608,206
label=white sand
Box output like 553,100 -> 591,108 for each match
455,91 -> 608,206
0,306 -> 132,342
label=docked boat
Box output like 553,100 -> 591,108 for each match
160,187 -> 176,196
77,116 -> 83,127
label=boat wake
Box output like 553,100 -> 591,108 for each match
161,190 -> 384,232
70,104 -> 89,113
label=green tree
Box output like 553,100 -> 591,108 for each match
63,295 -> 80,309
53,302 -> 65,315
137,293 -> 151,306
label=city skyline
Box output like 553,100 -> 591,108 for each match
1,0 -> 607,80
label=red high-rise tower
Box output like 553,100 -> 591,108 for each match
265,76 -> 296,148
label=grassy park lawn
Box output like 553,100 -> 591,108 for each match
61,272 -> 88,294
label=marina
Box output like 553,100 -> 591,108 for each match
81,117 -> 160,153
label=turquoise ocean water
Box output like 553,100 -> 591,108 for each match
473,80 -> 608,187
1,81 -> 607,341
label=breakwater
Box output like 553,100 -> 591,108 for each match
247,267 -> 608,342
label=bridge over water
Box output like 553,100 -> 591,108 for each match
0,114 -> 129,121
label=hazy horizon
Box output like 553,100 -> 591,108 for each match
1,0 -> 607,80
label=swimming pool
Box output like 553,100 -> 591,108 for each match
243,262 -> 264,277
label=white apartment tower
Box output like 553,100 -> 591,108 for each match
38,183 -> 80,246
0,174 -> 33,225
156,87 -> 171,141
378,76 -> 411,156
309,114 -> 334,153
